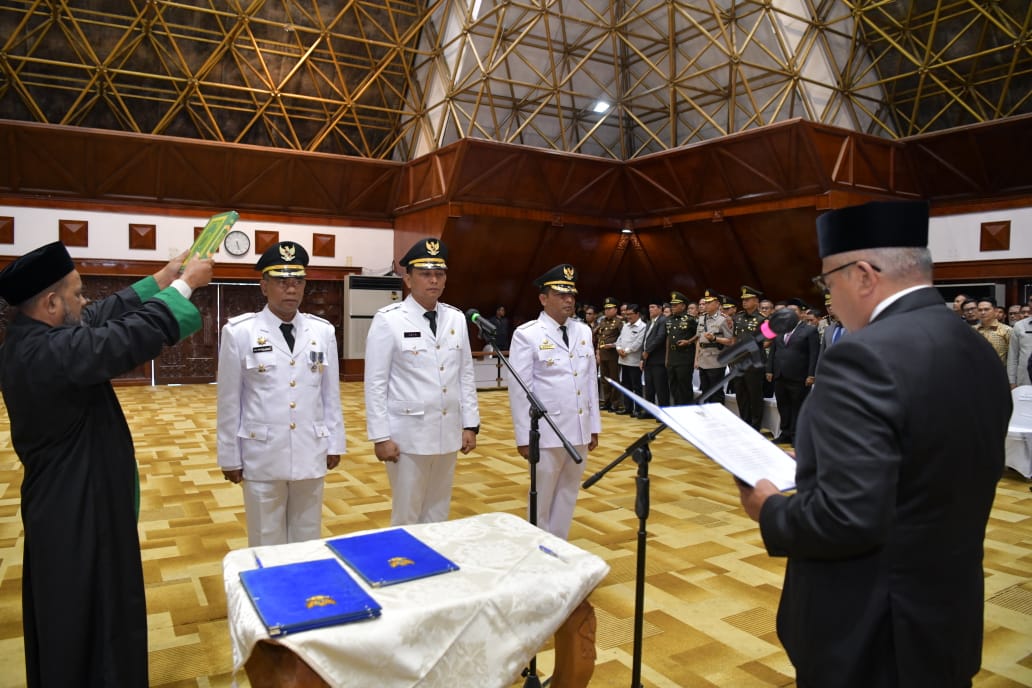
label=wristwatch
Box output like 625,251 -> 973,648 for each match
464,426 -> 480,435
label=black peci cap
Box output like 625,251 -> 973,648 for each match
0,241 -> 76,306
817,200 -> 929,259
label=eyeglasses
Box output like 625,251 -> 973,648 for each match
811,260 -> 881,292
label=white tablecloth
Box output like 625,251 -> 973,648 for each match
224,512 -> 610,687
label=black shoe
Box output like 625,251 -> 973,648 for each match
614,409 -> 629,415
773,435 -> 793,445
600,404 -> 612,411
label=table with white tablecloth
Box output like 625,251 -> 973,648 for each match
223,512 -> 610,688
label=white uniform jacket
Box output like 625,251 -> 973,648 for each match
217,306 -> 345,480
615,319 -> 646,366
364,295 -> 479,454
508,313 -> 602,449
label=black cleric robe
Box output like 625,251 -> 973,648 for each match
0,278 -> 199,687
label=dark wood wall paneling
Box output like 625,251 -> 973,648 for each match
0,258 -> 359,384
1,116 -> 1030,334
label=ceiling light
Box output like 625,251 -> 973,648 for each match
592,101 -> 610,113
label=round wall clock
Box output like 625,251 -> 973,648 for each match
223,229 -> 251,256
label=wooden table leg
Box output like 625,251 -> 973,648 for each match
550,599 -> 597,688
245,640 -> 328,688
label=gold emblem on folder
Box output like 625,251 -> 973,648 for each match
388,556 -> 415,568
306,595 -> 337,608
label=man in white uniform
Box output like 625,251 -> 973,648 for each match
217,241 -> 345,546
614,303 -> 646,416
508,264 -> 601,538
364,237 -> 480,525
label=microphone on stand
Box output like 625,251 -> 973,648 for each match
466,308 -> 497,337
717,308 -> 799,368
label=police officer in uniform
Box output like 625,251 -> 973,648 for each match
364,237 -> 480,526
695,288 -> 734,403
508,264 -> 601,538
733,285 -> 767,430
596,296 -> 624,411
666,291 -> 698,404
217,241 -> 346,546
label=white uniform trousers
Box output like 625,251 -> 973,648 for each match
385,452 -> 457,526
242,478 -> 325,546
531,445 -> 588,539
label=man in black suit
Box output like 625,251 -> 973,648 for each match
765,298 -> 818,444
640,300 -> 669,415
739,200 -> 1011,688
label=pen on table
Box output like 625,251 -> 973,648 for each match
253,552 -> 264,569
538,544 -> 568,563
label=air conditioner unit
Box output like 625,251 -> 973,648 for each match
342,275 -> 403,358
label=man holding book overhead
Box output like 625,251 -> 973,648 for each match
217,241 -> 345,546
0,241 -> 213,688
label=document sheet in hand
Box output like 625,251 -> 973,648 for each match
607,378 -> 797,491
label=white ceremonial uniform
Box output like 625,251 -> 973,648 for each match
508,312 -> 601,538
615,318 -> 646,366
217,306 -> 345,546
364,294 -> 479,525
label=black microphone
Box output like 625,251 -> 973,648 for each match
716,308 -> 799,367
466,308 -> 497,337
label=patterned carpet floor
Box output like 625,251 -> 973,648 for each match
0,382 -> 1029,687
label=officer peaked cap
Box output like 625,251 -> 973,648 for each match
256,241 -> 308,277
400,237 -> 448,270
534,264 -> 578,294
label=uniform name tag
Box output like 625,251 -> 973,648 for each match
252,345 -> 273,353
404,331 -> 421,338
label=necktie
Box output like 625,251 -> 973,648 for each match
832,325 -> 845,344
279,323 -> 295,352
424,311 -> 437,336
559,324 -> 569,346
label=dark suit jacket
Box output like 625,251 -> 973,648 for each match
642,315 -> 667,367
766,322 -> 819,381
758,287 -> 1011,687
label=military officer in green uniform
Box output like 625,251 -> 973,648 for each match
666,290 -> 698,404
596,296 -> 624,411
733,285 -> 767,431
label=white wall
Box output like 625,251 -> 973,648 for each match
0,205 -> 395,274
2,201 -> 1028,272
930,206 -> 1032,263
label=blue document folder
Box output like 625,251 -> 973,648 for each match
326,528 -> 460,587
239,558 -> 381,636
